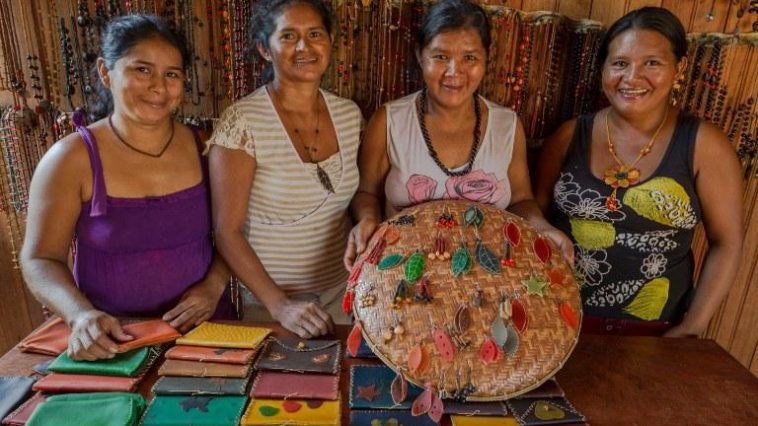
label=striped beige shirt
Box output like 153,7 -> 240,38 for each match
209,87 -> 362,293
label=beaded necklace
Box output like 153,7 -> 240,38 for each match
417,88 -> 482,177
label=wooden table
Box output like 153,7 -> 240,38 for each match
2,323 -> 757,425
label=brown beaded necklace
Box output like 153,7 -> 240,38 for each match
417,88 -> 482,177
108,115 -> 175,158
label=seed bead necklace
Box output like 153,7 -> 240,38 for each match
270,87 -> 335,193
108,115 -> 175,158
418,88 -> 482,177
603,106 -> 668,212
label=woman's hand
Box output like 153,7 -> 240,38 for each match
163,278 -> 226,333
68,310 -> 133,361
270,298 -> 335,338
343,217 -> 379,270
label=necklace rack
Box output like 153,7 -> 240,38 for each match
108,115 -> 175,158
417,88 -> 482,177
603,106 -> 669,212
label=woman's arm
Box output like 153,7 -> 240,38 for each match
508,119 -> 574,264
20,136 -> 132,360
209,145 -> 333,338
665,122 -> 744,337
344,106 -> 391,269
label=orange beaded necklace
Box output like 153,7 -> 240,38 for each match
603,106 -> 669,212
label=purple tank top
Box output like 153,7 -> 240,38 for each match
72,114 -> 235,319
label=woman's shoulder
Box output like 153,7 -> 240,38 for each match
321,89 -> 362,116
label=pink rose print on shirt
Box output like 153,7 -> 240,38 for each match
445,170 -> 506,204
406,174 -> 438,204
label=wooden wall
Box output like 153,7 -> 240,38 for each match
0,1 -> 756,378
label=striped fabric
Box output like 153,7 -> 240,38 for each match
209,87 -> 362,293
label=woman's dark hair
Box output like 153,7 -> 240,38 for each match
417,0 -> 491,55
599,7 -> 687,66
89,14 -> 189,121
248,0 -> 334,83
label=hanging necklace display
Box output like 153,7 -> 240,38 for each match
108,115 -> 175,158
417,88 -> 482,177
603,107 -> 669,212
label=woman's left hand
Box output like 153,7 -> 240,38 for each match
536,225 -> 575,267
163,278 -> 226,332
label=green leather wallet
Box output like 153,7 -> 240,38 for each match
48,347 -> 149,377
140,395 -> 247,426
26,392 -> 145,426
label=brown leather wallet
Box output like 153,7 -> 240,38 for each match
1,392 -> 46,425
18,317 -> 70,356
117,319 -> 181,352
164,345 -> 256,365
31,373 -> 141,393
157,359 -> 250,378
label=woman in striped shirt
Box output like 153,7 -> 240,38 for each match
208,0 -> 362,338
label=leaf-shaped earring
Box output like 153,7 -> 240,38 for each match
559,300 -> 578,329
475,236 -> 502,274
346,322 -> 362,357
451,238 -> 472,278
463,205 -> 485,228
378,253 -> 406,270
391,372 -> 408,404
533,236 -> 552,264
511,295 -> 529,335
384,225 -> 401,244
414,276 -> 433,303
411,384 -> 433,416
405,250 -> 425,282
408,343 -> 428,374
429,314 -> 456,362
479,335 -> 500,364
504,220 -> 522,246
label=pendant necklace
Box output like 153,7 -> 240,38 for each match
108,114 -> 175,158
418,88 -> 482,177
603,106 -> 668,212
271,88 -> 335,193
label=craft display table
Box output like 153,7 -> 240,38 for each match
1,322 -> 757,425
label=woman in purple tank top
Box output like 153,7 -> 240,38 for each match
20,15 -> 235,361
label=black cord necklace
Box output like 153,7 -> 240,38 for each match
417,88 -> 482,177
108,115 -> 175,158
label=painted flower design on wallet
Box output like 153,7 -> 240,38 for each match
406,174 -> 438,204
445,170 -> 506,204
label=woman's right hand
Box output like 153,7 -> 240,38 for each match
270,298 -> 334,338
343,218 -> 379,270
67,310 -> 133,361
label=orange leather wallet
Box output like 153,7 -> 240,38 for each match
31,373 -> 141,393
164,345 -> 257,365
157,359 -> 251,378
1,392 -> 46,425
117,319 -> 181,352
18,317 -> 70,356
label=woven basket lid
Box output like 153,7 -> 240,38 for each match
349,200 -> 582,401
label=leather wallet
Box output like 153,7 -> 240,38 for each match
32,373 -> 141,393
175,322 -> 271,349
152,376 -> 248,396
507,397 -> 586,426
18,317 -> 70,356
350,410 -> 439,426
157,359 -> 250,378
164,345 -> 256,364
140,395 -> 247,426
117,320 -> 181,352
1,392 -> 46,426
349,364 -> 422,409
445,400 -> 509,416
240,398 -> 340,425
0,377 -> 36,420
49,347 -> 148,377
26,392 -> 145,426
347,338 -> 378,359
250,371 -> 339,400
450,415 -> 520,426
255,338 -> 341,374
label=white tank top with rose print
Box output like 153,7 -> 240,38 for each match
384,91 -> 516,216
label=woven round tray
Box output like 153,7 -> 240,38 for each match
349,200 -> 581,401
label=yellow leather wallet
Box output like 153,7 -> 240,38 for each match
240,398 -> 340,425
176,322 -> 271,349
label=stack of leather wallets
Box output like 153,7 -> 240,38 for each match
2,318 -> 180,426
140,322 -> 271,426
240,337 -> 342,425
347,333 -> 587,425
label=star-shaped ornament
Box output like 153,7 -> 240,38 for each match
523,274 -> 549,297
357,383 -> 378,401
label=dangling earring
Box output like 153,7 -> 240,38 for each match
671,74 -> 684,107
